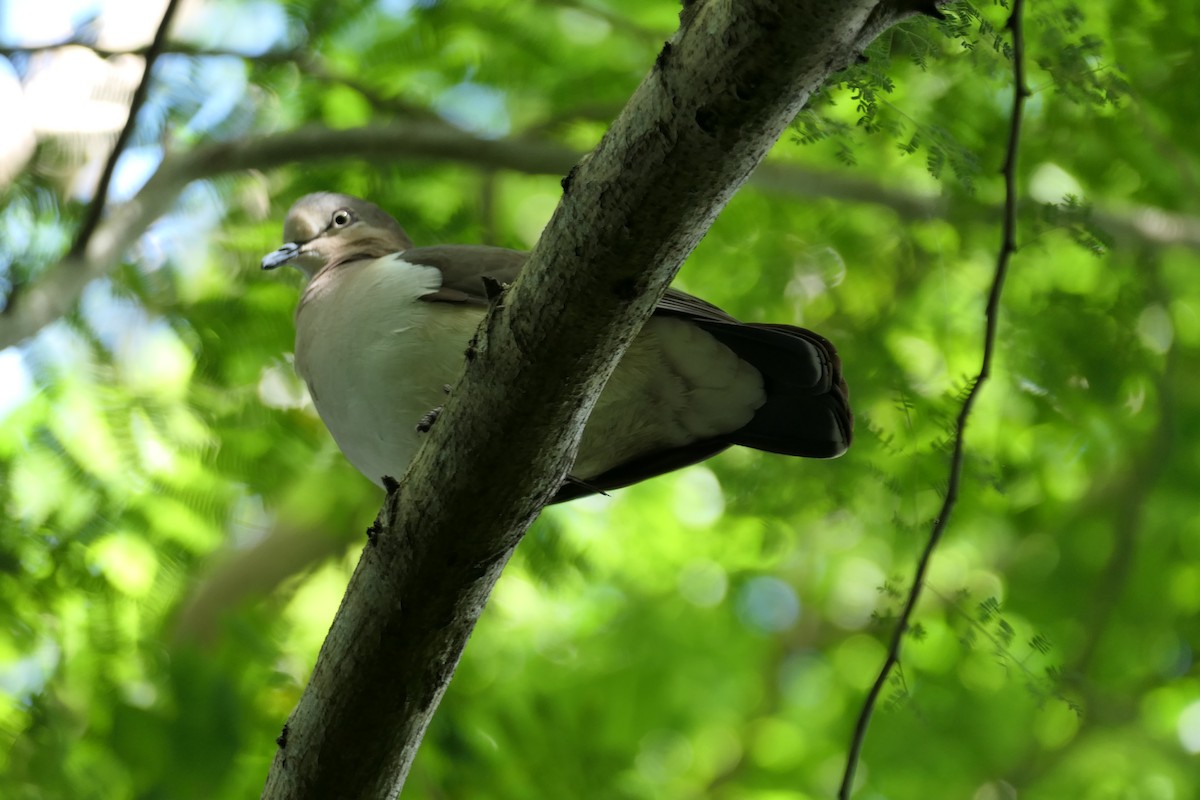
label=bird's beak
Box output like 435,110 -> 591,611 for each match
261,241 -> 302,270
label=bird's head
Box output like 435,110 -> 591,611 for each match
261,192 -> 413,279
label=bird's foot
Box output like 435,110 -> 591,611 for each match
416,407 -> 441,433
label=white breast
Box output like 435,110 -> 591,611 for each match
294,256 -> 483,487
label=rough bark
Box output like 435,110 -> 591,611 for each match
260,1 -> 929,798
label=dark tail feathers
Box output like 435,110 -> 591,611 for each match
694,321 -> 852,459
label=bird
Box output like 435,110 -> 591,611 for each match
262,192 -> 852,502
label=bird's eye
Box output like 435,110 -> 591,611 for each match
331,209 -> 353,228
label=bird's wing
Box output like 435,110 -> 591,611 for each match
403,247 -> 737,320
559,296 -> 851,501
655,287 -> 740,322
655,286 -> 850,454
551,437 -> 734,502
396,246 -> 851,500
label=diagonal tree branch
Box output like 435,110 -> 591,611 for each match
838,2 -> 1029,797
67,0 -> 183,259
258,1 -> 939,797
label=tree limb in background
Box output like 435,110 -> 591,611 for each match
67,0 -> 183,259
1070,258 -> 1176,676
838,2 -> 1029,797
1003,286 -> 1176,790
3,110 -> 1194,351
0,121 -> 577,349
258,1 -> 937,797
172,522 -> 349,644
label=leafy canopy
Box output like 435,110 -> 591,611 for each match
1,1 -> 1197,798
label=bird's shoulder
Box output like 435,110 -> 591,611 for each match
393,244 -> 739,323
399,245 -> 527,305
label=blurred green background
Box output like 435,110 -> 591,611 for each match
1,0 -> 1197,797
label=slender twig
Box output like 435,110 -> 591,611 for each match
67,0 -> 183,259
1,38 -> 437,121
837,3 -> 1030,797
0,39 -> 298,62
